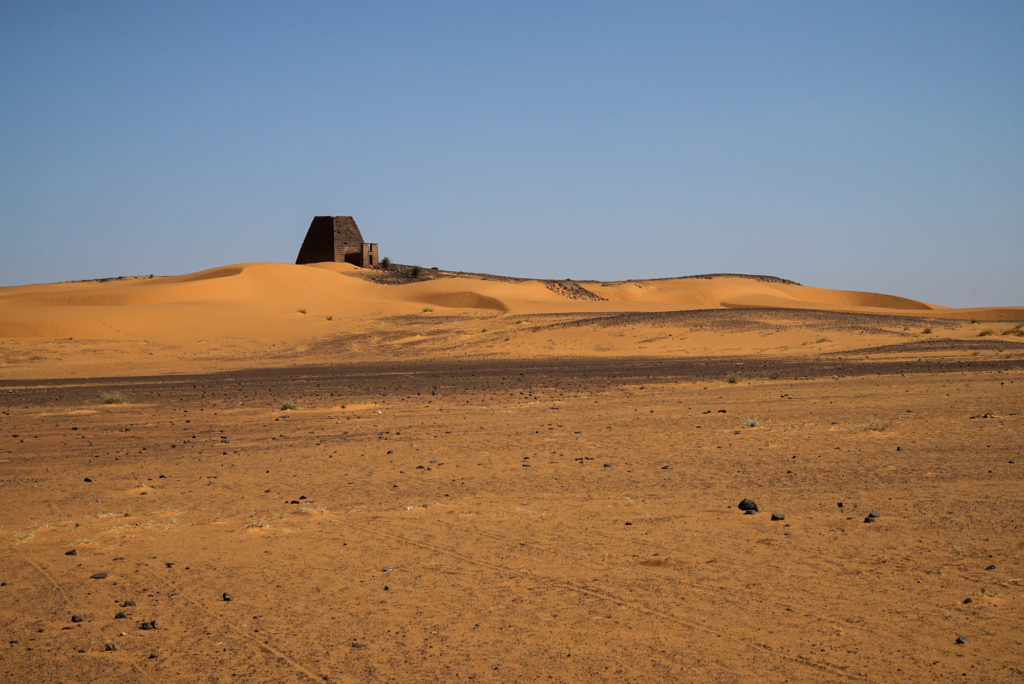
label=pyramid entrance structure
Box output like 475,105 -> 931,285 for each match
295,216 -> 379,267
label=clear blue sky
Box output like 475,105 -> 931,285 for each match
1,1 -> 1021,306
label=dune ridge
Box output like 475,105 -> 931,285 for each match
1,262 -> 1020,378
1,262 -> 1016,339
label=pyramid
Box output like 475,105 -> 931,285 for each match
295,216 -> 379,267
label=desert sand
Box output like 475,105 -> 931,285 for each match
1,263 -> 1022,681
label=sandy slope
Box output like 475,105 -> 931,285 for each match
0,262 -> 1020,378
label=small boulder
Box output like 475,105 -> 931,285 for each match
738,499 -> 758,512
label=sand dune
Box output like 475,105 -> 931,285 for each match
0,261 -> 1019,340
0,262 -> 1020,378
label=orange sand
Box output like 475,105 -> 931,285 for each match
0,262 -> 1021,379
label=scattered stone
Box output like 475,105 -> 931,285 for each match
114,612 -> 127,619
868,511 -> 880,518
738,499 -> 758,512
962,597 -> 973,604
837,502 -> 843,508
89,572 -> 107,580
121,600 -> 136,607
65,550 -> 76,556
139,620 -> 158,630
71,615 -> 83,623
863,516 -> 875,523
771,513 -> 785,521
985,564 -> 996,570
661,465 -> 673,470
148,652 -> 158,659
896,446 -> 902,451
602,463 -> 612,468
104,643 -> 117,652
351,643 -> 367,649
222,592 -> 233,601
83,477 -> 92,483
956,636 -> 969,645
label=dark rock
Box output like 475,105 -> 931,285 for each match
771,513 -> 785,521
89,572 -> 107,580
985,564 -> 996,570
661,465 -> 673,470
139,620 -> 158,630
148,653 -> 158,659
743,509 -> 756,515
868,511 -> 880,518
837,502 -> 843,508
222,592 -> 233,601
351,643 -> 367,649
738,499 -> 758,512
114,612 -> 127,619
83,477 -> 92,483
71,615 -> 83,623
962,597 -> 972,604
104,643 -> 117,652
121,600 -> 135,607
956,636 -> 969,645
65,550 -> 76,556
863,516 -> 875,523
